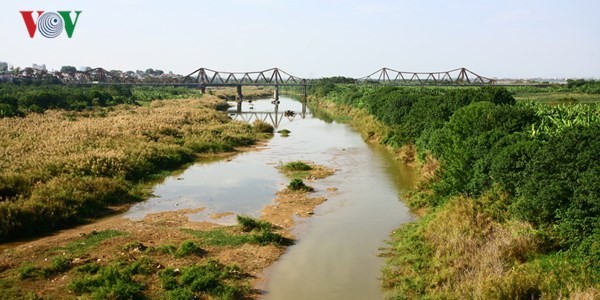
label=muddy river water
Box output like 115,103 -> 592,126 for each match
124,97 -> 416,299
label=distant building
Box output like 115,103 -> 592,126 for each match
0,62 -> 8,73
32,64 -> 47,71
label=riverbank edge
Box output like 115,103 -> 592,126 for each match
308,96 -> 600,299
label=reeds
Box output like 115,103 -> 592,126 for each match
0,96 -> 259,241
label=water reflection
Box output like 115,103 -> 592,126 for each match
228,98 -> 309,128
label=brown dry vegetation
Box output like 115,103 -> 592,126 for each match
0,96 -> 262,241
208,86 -> 274,101
382,195 -> 597,299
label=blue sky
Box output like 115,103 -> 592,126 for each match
1,0 -> 599,78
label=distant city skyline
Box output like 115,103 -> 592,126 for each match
1,0 -> 599,79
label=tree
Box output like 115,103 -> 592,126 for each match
60,65 -> 77,74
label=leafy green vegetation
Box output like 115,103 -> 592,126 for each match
181,228 -> 253,247
58,230 -> 127,254
158,260 -> 247,300
68,257 -> 154,299
182,217 -> 290,247
175,241 -> 205,257
277,129 -> 291,137
287,178 -> 314,192
313,82 -> 600,298
279,161 -> 316,179
282,161 -> 313,172
0,83 -> 200,117
18,255 -> 74,280
237,215 -> 273,232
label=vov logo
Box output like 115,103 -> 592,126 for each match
20,11 -> 82,39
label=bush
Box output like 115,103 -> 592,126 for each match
287,179 -> 314,192
314,84 -> 600,298
282,161 -> 313,172
175,241 -> 204,257
158,261 -> 246,300
252,120 -> 274,134
68,259 -> 150,299
236,215 -> 273,232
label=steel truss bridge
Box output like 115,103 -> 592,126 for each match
15,66 -> 499,88
183,67 -> 309,87
360,67 -> 496,85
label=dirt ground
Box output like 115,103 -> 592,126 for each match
0,160 -> 336,299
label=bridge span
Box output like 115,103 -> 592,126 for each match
14,66 -> 501,88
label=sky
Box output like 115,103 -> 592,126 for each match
1,0 -> 599,79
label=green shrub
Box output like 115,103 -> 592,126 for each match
43,256 -> 72,277
59,230 -> 126,254
287,179 -> 314,192
17,265 -> 41,280
158,261 -> 246,300
76,263 -> 101,274
252,120 -> 274,133
175,241 -> 204,257
153,244 -> 177,255
277,129 -> 291,137
315,84 -> 600,298
68,260 -> 148,299
236,215 -> 273,232
282,161 -> 313,172
250,230 -> 289,246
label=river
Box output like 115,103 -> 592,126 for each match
124,96 -> 416,299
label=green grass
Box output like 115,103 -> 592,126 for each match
67,256 -> 251,299
236,215 -> 273,232
17,264 -> 40,280
280,161 -> 316,179
56,230 -> 126,255
158,260 -> 248,300
182,217 -> 291,247
17,255 -> 74,280
175,241 -> 205,257
181,228 -> 253,247
282,161 -> 313,172
514,92 -> 600,104
68,258 -> 152,299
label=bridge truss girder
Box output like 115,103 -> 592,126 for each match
183,67 -> 309,87
361,67 -> 496,85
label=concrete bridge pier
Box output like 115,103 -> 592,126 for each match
200,86 -> 206,94
301,101 -> 307,118
236,101 -> 242,113
236,85 -> 243,113
274,85 -> 280,102
302,85 -> 307,100
236,85 -> 243,101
